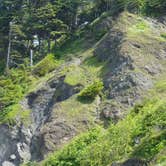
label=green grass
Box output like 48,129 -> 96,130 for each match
64,56 -> 105,86
51,94 -> 100,128
33,54 -> 61,77
64,65 -> 87,86
155,81 -> 166,93
127,20 -> 151,38
54,37 -> 92,60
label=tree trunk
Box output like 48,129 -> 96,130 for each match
75,13 -> 78,27
38,36 -> 41,52
30,49 -> 33,67
6,22 -> 12,70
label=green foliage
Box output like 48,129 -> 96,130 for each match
0,68 -> 30,109
0,67 -> 32,125
33,54 -> 59,77
43,128 -> 102,166
0,0 -> 81,69
132,132 -> 166,160
78,80 -> 104,100
0,104 -> 31,126
42,96 -> 166,166
161,33 -> 166,39
94,0 -> 166,17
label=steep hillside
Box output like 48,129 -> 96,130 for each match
40,12 -> 166,166
0,12 -> 166,166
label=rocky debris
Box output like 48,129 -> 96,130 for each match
17,142 -> 31,161
144,63 -> 162,76
101,70 -> 153,121
2,161 -> 15,166
100,100 -> 123,124
39,121 -> 76,157
10,155 -> 16,161
0,125 -> 21,166
101,105 -> 122,121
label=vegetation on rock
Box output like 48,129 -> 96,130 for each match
0,0 -> 166,166
78,80 -> 104,100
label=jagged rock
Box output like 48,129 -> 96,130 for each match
39,121 -> 76,157
100,100 -> 123,123
0,125 -> 20,166
0,75 -> 84,165
17,142 -> 31,161
2,161 -> 15,166
94,13 -> 166,121
10,154 -> 16,161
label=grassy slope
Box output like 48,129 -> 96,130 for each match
41,79 -> 166,166
40,13 -> 166,166
1,11 -> 166,166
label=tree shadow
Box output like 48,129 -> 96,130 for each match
77,95 -> 94,104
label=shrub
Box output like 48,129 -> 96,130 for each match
78,80 -> 104,100
33,54 -> 58,77
0,68 -> 31,124
0,68 -> 30,109
161,33 -> 166,39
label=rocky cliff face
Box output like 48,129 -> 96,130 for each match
95,12 -> 166,122
0,74 -> 84,165
0,12 -> 166,166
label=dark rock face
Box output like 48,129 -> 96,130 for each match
0,125 -> 20,166
94,19 -> 166,121
121,158 -> 148,166
28,76 -> 82,160
112,158 -> 148,166
94,30 -> 123,62
0,76 -> 83,165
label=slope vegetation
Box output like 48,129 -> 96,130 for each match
0,12 -> 166,166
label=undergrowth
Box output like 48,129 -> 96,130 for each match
41,95 -> 166,166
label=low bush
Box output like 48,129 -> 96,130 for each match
33,54 -> 58,77
0,68 -> 31,124
78,80 -> 104,100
